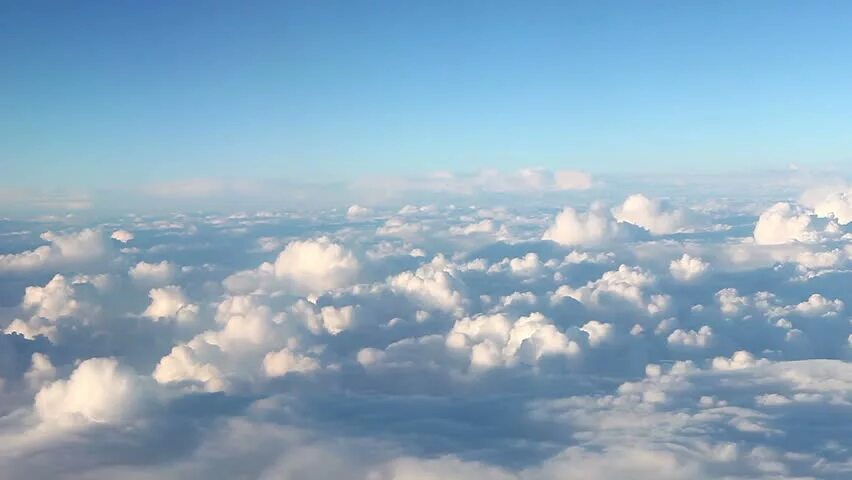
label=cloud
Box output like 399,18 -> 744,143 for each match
1,181 -> 852,479
34,357 -> 149,428
612,194 -> 702,234
129,261 -> 179,286
224,237 -> 360,295
669,254 -> 710,281
110,229 -> 135,243
346,205 -> 373,219
142,286 -> 198,322
801,184 -> 852,224
543,205 -> 635,246
752,202 -> 824,245
0,229 -> 110,273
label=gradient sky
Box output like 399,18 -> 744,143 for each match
2,0 -> 852,189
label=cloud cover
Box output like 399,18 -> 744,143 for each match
0,183 -> 850,479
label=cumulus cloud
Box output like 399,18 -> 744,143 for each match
2,181 -> 852,479
34,357 -> 148,428
346,204 -> 372,219
142,286 -> 198,322
801,184 -> 852,224
110,229 -> 135,243
669,253 -> 709,281
129,260 -> 178,285
0,228 -> 109,272
752,202 -> 826,245
224,237 -> 360,295
543,205 -> 632,246
612,194 -> 701,234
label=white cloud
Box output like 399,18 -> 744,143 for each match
129,260 -> 178,285
801,184 -> 852,224
142,286 -> 198,322
669,254 -> 709,281
446,312 -> 580,370
110,229 -> 134,243
262,348 -> 320,377
449,219 -> 496,236
612,194 -> 699,234
388,256 -> 466,312
2,185 -> 852,479
553,264 -> 669,315
224,237 -> 360,295
752,202 -> 822,245
24,353 -> 56,390
34,357 -> 148,428
543,206 -> 629,246
4,274 -> 99,341
667,326 -> 714,348
346,204 -> 372,219
0,228 -> 109,272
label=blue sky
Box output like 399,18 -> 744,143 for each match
2,0 -> 852,188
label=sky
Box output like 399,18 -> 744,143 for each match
2,4 -> 852,478
3,0 -> 852,190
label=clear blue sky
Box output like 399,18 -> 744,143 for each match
2,0 -> 851,188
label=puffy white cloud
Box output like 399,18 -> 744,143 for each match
225,237 -> 359,295
34,357 -> 148,428
543,206 -> 629,246
669,253 -> 709,281
447,312 -> 580,370
273,238 -> 359,291
0,229 -> 109,272
142,286 -> 198,322
4,274 -> 99,341
3,187 -> 852,479
388,256 -> 466,312
667,326 -> 714,348
449,219 -> 496,236
24,353 -> 56,390
346,204 -> 372,219
712,350 -> 768,370
580,320 -> 614,347
752,202 -> 822,245
801,184 -> 852,224
792,294 -> 844,317
716,288 -> 749,316
553,265 -> 669,315
377,217 -> 423,237
262,348 -> 320,377
129,260 -> 178,285
611,194 -> 698,234
22,274 -> 84,320
110,229 -> 134,243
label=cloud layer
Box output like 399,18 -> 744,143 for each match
0,183 -> 850,479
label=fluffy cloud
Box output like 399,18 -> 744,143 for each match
129,260 -> 178,285
262,348 -> 320,377
553,264 -> 669,315
801,185 -> 852,224
669,254 -> 709,281
224,237 -> 360,295
2,181 -> 852,479
34,357 -> 148,428
346,204 -> 372,219
752,202 -> 824,245
0,229 -> 109,272
142,286 -> 198,321
110,229 -> 135,243
446,312 -> 581,370
543,206 -> 631,246
612,194 -> 700,234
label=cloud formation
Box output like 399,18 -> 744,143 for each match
0,183 -> 850,479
